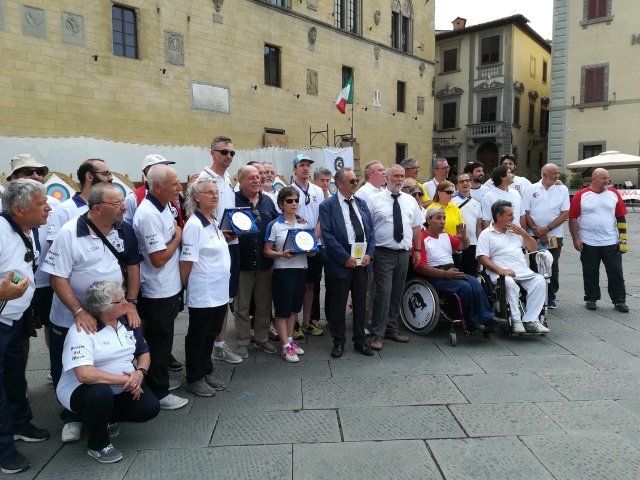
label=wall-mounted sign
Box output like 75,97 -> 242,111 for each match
632,34 -> 640,45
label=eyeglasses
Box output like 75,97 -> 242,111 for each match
24,250 -> 34,263
16,168 -> 45,177
342,178 -> 359,185
251,208 -> 262,224
458,179 -> 471,183
93,170 -> 113,178
401,186 -> 411,190
213,149 -> 236,157
98,200 -> 125,207
111,297 -> 127,305
406,166 -> 420,170
198,190 -> 219,197
436,166 -> 451,171
284,198 -> 300,204
442,190 -> 455,195
411,192 -> 424,198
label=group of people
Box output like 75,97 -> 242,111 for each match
0,141 -> 629,473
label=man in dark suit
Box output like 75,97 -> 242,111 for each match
319,168 -> 376,358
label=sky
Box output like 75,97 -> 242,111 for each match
435,0 -> 554,40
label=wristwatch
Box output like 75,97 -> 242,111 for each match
136,367 -> 147,377
127,298 -> 138,305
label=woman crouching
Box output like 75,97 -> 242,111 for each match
56,281 -> 159,463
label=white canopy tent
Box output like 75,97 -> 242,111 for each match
566,151 -> 640,173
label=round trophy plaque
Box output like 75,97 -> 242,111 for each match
231,211 -> 252,231
295,231 -> 315,251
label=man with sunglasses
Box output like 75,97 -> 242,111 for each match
43,182 -> 144,441
7,155 -> 59,374
320,167 -> 375,358
452,174 -> 483,275
234,165 -> 279,358
0,179 -> 52,474
198,136 -> 242,364
424,158 -> 451,200
291,154 -> 325,338
400,158 -> 431,208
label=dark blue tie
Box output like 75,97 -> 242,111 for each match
345,199 -> 365,243
392,194 -> 403,244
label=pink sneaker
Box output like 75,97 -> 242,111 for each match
290,341 -> 304,355
281,346 -> 299,363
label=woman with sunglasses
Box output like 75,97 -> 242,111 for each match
180,177 -> 230,397
263,187 -> 316,363
427,181 -> 464,236
408,185 -> 428,229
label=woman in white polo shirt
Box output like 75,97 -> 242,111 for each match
263,187 -> 316,363
180,178 -> 230,397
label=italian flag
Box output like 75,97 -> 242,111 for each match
335,76 -> 353,114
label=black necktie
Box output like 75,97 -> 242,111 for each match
345,198 -> 365,243
391,193 -> 403,244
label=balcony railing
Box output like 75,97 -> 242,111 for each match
466,121 -> 507,138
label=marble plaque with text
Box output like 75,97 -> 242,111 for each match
191,81 -> 230,114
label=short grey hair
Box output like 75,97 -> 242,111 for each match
88,183 -> 121,209
210,135 -> 232,151
83,280 -> 124,317
184,176 -> 218,218
400,157 -> 417,169
386,165 -> 404,177
433,157 -> 448,170
363,161 -> 383,181
402,178 -> 416,188
1,179 -> 46,215
491,200 -> 513,222
334,167 -> 353,183
146,164 -> 171,189
313,167 -> 332,181
237,164 -> 258,179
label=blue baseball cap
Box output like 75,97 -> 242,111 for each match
293,153 -> 314,167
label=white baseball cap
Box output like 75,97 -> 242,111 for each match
142,154 -> 175,172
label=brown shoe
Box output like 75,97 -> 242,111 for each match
385,332 -> 410,343
370,336 -> 383,351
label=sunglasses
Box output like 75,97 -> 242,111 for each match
24,250 -> 34,263
284,198 -> 300,204
342,178 -> 359,185
213,149 -> 236,157
442,190 -> 455,195
16,168 -> 46,177
250,208 -> 262,224
411,191 -> 424,198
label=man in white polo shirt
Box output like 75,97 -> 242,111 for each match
43,183 -> 143,442
484,155 -> 532,195
424,157 -> 450,201
464,161 -> 491,203
523,163 -> 570,309
481,165 -> 525,229
369,165 -> 423,351
452,173 -> 482,275
133,165 -> 188,410
569,168 -> 628,312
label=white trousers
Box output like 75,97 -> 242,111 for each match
503,274 -> 547,322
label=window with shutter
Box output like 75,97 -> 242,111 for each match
584,66 -> 605,103
587,0 -> 608,20
513,97 -> 521,126
442,103 -> 457,129
481,36 -> 500,65
443,49 -> 457,72
480,97 -> 497,122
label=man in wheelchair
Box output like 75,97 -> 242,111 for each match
414,208 -> 507,331
476,200 -> 550,334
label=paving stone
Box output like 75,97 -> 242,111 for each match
253,336 -> 365,362
559,313 -> 633,332
211,409 -> 340,446
449,402 -> 563,437
540,371 -> 640,400
303,375 -> 467,409
451,373 -> 567,404
549,341 -> 640,371
232,360 -> 331,381
536,400 -> 640,433
10,435 -> 65,480
339,405 -> 464,441
37,451 -> 137,480
375,338 -> 447,359
521,432 -> 640,480
25,348 -> 51,370
472,354 -> 597,373
595,308 -> 640,329
434,336 -> 516,357
293,440 -> 442,480
190,379 -> 302,414
543,318 -> 602,342
329,356 -> 483,377
618,431 -> 640,450
125,445 -> 292,480
592,331 -> 640,356
428,436 -> 554,480
493,335 -> 571,356
63,414 -> 217,453
25,369 -> 55,391
617,398 -> 640,417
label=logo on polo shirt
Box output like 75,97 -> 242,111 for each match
111,237 -> 124,252
533,192 -> 539,198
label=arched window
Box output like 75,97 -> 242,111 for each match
334,0 -> 362,35
392,0 -> 413,53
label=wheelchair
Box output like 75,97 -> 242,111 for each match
399,269 -> 497,346
475,270 -> 549,337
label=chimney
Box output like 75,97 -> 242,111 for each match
452,17 -> 467,30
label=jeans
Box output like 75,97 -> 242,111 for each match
428,275 -> 494,325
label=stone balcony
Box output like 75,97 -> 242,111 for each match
465,121 -> 508,139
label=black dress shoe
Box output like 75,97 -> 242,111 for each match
331,345 -> 344,358
354,343 -> 374,356
468,323 -> 486,332
484,317 -> 508,329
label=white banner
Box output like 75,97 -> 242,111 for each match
323,147 -> 354,176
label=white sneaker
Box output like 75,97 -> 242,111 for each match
511,321 -> 526,334
290,341 -> 304,355
61,422 -> 82,443
213,345 -> 242,364
159,393 -> 188,410
281,346 -> 299,363
524,321 -> 550,333
168,379 -> 180,391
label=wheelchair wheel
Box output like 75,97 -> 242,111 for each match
400,277 -> 441,335
449,329 -> 457,346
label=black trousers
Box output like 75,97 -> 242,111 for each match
580,243 -> 626,304
0,318 -> 32,462
70,383 -> 159,451
138,294 -> 180,400
185,305 -> 226,383
49,325 -> 82,424
326,266 -> 368,346
459,245 -> 479,276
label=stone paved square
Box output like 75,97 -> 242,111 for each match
535,400 -> 640,433
451,373 -> 567,403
